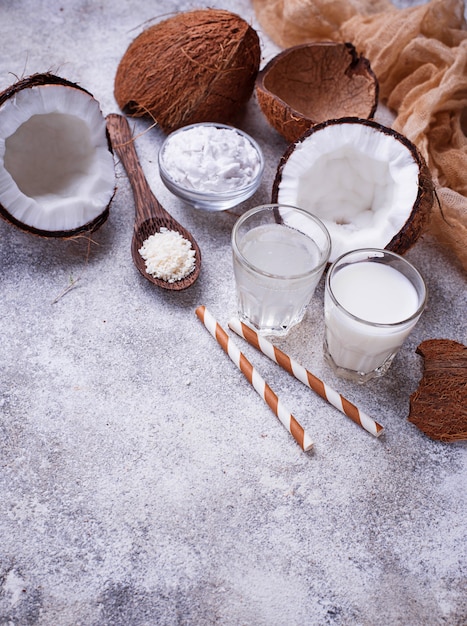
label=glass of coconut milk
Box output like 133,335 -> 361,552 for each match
324,248 -> 427,383
232,204 -> 331,336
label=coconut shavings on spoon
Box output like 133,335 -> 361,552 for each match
138,227 -> 196,282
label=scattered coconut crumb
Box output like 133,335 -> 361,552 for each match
138,227 -> 196,282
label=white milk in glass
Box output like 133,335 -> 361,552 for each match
235,223 -> 323,333
325,261 -> 420,373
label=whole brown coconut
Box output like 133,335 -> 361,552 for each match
256,42 -> 378,143
114,9 -> 261,133
272,118 -> 434,262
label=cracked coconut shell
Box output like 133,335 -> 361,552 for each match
114,9 -> 261,134
272,117 -> 434,262
256,42 -> 378,143
0,73 -> 115,238
408,339 -> 467,442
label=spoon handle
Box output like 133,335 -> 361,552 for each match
106,113 -> 163,226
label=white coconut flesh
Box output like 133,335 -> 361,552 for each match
276,122 -> 420,262
0,84 -> 115,232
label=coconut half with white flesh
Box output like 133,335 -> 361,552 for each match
272,118 -> 434,262
0,74 -> 115,237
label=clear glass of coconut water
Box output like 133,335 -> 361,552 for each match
232,204 -> 331,336
324,248 -> 427,383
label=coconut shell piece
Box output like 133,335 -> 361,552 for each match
255,42 -> 378,143
114,9 -> 260,134
271,117 -> 434,261
408,339 -> 467,442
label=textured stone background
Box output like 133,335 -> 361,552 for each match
0,1 -> 466,625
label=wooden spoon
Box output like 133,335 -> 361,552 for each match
106,113 -> 201,290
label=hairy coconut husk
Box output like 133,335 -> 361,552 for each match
408,339 -> 467,442
256,42 -> 378,143
272,117 -> 434,258
0,72 -> 115,238
114,9 -> 261,133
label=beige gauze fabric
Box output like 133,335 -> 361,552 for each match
253,0 -> 467,272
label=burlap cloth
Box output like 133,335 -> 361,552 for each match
253,0 -> 467,272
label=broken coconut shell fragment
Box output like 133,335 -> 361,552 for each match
0,73 -> 115,238
272,117 -> 434,263
408,339 -> 467,442
256,42 -> 378,143
114,9 -> 261,134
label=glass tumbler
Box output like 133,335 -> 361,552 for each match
324,248 -> 427,383
232,204 -> 331,336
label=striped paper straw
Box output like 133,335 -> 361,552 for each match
195,306 -> 314,452
228,317 -> 384,438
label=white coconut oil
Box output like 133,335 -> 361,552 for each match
160,124 -> 261,193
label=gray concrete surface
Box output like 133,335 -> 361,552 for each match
1,1 -> 466,624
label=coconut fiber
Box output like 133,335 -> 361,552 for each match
253,0 -> 467,272
408,339 -> 467,442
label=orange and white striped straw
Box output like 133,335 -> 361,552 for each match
228,317 -> 384,438
195,306 -> 313,452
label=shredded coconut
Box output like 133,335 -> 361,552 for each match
161,125 -> 261,193
138,227 -> 196,282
